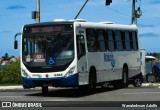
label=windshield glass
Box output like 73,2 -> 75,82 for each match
22,33 -> 74,67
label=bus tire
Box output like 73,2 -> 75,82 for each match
133,78 -> 142,87
133,74 -> 143,87
89,68 -> 97,89
42,86 -> 48,95
121,66 -> 128,88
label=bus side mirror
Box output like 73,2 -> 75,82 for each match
14,40 -> 18,49
14,32 -> 21,49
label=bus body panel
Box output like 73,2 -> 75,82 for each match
75,22 -> 141,85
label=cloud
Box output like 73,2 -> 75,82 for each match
138,24 -> 155,28
7,5 -> 27,10
139,33 -> 159,38
0,31 -> 11,34
150,1 -> 160,4
0,14 -> 6,17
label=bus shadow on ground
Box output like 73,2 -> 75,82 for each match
26,86 -> 120,98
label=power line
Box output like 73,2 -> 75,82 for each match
91,0 -> 130,18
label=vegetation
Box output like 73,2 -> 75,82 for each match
146,52 -> 160,59
0,59 -> 21,85
1,53 -> 15,61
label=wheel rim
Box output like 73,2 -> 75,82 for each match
135,78 -> 141,87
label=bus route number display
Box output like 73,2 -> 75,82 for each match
33,54 -> 45,62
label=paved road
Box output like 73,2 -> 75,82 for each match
0,85 -> 160,101
0,85 -> 160,108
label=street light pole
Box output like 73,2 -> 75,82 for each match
36,0 -> 40,23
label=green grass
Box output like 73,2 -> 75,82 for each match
0,84 -> 21,86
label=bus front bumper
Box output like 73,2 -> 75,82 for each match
22,73 -> 79,89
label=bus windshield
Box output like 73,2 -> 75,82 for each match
22,33 -> 74,67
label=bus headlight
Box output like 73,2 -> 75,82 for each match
65,66 -> 76,77
22,69 -> 30,78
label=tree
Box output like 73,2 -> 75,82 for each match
10,55 -> 15,59
2,53 -> 9,60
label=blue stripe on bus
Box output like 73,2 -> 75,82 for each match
22,73 -> 79,89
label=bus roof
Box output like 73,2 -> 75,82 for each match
74,21 -> 138,31
24,21 -> 73,27
24,21 -> 138,31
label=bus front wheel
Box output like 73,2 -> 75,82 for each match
42,86 -> 48,95
89,68 -> 97,89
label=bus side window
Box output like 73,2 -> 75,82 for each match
86,29 -> 98,52
129,31 -> 133,50
135,32 -> 138,50
113,31 -> 117,50
121,31 -> 126,50
97,30 -> 105,52
107,30 -> 115,51
104,30 -> 109,50
115,30 -> 123,51
77,35 -> 86,59
125,31 -> 131,51
132,31 -> 138,50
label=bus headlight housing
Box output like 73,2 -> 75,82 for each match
65,66 -> 76,77
22,69 -> 30,78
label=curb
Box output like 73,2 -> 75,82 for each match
142,83 -> 160,87
0,86 -> 23,90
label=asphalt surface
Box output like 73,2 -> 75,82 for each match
0,83 -> 159,90
0,83 -> 160,108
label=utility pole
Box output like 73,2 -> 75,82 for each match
131,0 -> 136,24
36,0 -> 40,23
32,0 -> 40,23
131,0 -> 142,24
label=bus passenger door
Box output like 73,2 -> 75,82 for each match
76,31 -> 88,85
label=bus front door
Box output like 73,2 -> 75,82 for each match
76,33 -> 88,85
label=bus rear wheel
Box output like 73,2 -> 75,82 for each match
121,67 -> 128,88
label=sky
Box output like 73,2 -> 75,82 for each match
0,0 -> 160,57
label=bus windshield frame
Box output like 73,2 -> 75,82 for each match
22,23 -> 74,73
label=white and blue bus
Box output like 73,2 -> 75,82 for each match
14,20 -> 143,94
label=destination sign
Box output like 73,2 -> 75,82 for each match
24,24 -> 73,34
31,26 -> 64,33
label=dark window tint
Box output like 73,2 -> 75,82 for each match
132,31 -> 138,50
77,35 -> 86,59
107,30 -> 115,51
86,29 -> 98,52
115,30 -> 123,51
97,30 -> 105,51
125,31 -> 131,51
